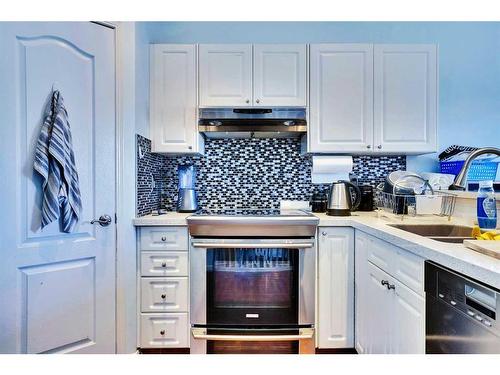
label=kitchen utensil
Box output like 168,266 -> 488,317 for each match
358,185 -> 374,211
311,192 -> 328,213
177,164 -> 198,212
326,180 -> 361,216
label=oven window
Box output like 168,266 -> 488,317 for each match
207,248 -> 299,326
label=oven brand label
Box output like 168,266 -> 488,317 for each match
245,313 -> 259,318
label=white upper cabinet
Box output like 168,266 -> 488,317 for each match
317,227 -> 354,349
253,44 -> 307,107
373,44 -> 437,153
199,44 -> 252,107
309,44 -> 374,152
309,43 -> 437,154
199,44 -> 307,107
150,44 -> 201,154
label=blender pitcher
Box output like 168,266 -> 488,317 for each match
177,164 -> 198,212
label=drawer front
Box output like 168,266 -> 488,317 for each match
140,227 -> 188,251
394,247 -> 424,295
365,233 -> 394,273
362,231 -> 424,295
141,252 -> 188,277
141,277 -> 189,312
140,313 -> 189,348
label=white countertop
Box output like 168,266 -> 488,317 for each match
133,211 -> 500,289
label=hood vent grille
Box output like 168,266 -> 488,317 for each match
198,108 -> 307,139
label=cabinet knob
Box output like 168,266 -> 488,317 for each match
377,145 -> 382,149
256,99 -> 260,104
161,236 -> 166,242
245,99 -> 250,104
387,284 -> 395,290
366,145 -> 371,149
321,231 -> 327,236
381,280 -> 389,287
161,262 -> 167,268
160,330 -> 165,335
161,294 -> 166,299
188,145 -> 193,150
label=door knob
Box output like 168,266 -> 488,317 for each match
91,214 -> 112,227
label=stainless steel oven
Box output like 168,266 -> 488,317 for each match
189,235 -> 316,354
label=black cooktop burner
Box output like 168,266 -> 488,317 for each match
195,208 -> 310,217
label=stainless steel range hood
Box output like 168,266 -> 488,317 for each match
198,108 -> 307,138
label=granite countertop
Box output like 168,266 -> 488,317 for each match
133,211 -> 500,289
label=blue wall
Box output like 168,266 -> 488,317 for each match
136,22 -> 500,172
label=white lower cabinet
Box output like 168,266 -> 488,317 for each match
138,227 -> 190,349
140,313 -> 189,348
355,230 -> 425,354
317,227 -> 354,348
141,277 -> 189,313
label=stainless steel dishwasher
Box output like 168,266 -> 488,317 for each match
425,261 -> 500,353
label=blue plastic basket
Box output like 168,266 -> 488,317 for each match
440,160 -> 499,181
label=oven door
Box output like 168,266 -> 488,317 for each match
190,238 -> 315,353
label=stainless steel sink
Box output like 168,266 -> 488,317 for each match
388,224 -> 474,243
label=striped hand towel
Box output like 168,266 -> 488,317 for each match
34,90 -> 82,233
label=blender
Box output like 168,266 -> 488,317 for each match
177,164 -> 199,212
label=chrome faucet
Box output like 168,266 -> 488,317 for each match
448,147 -> 500,190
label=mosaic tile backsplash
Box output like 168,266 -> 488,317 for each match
136,135 -> 406,216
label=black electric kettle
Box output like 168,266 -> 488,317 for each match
326,180 -> 362,216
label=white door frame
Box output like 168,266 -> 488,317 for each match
92,21 -> 137,355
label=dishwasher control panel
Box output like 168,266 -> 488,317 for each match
426,261 -> 499,334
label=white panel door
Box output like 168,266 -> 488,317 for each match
317,227 -> 354,348
392,279 -> 425,354
364,262 -> 392,354
309,44 -> 374,152
150,44 -> 199,153
0,22 -> 116,353
199,44 -> 252,107
374,44 -> 437,153
253,44 -> 307,107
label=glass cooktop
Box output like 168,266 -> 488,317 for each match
194,208 -> 312,217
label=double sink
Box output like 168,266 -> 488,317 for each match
388,224 -> 474,243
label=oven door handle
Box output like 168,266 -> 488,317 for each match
191,241 -> 314,249
191,327 -> 314,341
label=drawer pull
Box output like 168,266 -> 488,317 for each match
160,330 -> 165,335
161,262 -> 167,268
161,236 -> 167,242
161,294 -> 166,299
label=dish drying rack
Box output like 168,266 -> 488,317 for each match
375,178 -> 457,220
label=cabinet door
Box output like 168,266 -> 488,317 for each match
317,227 -> 354,348
253,44 -> 307,107
150,44 -> 198,154
199,44 -> 252,107
309,44 -> 374,153
373,44 -> 437,153
364,262 -> 392,354
392,279 -> 425,354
